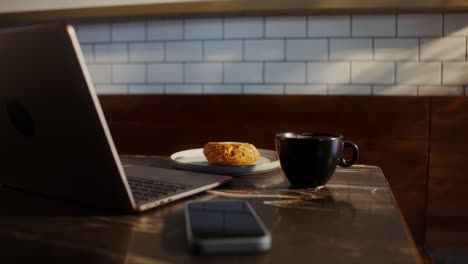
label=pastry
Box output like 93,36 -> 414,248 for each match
203,142 -> 260,166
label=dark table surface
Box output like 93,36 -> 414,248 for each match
0,156 -> 422,263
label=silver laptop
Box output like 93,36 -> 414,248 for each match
0,24 -> 231,212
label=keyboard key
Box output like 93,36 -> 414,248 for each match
126,176 -> 192,203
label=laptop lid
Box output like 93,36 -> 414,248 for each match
0,24 -> 136,212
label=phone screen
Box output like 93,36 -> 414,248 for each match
186,200 -> 266,239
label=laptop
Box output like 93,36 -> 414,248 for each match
0,24 -> 231,212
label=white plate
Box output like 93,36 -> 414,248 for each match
170,148 -> 280,176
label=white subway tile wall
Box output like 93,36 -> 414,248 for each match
112,21 -> 146,41
327,85 -> 372,95
80,44 -> 94,63
204,84 -> 242,94
285,85 -> 327,95
94,84 -> 128,94
418,86 -> 464,96
374,38 -> 419,61
265,16 -> 307,38
185,63 -> 222,83
443,62 -> 468,85
445,13 -> 468,36
166,41 -> 202,61
373,85 -> 418,96
244,39 -> 284,61
165,84 -> 203,94
87,64 -> 111,84
185,18 -> 223,40
420,37 -> 466,61
129,85 -> 164,94
95,44 -> 127,63
286,39 -> 327,61
307,62 -> 350,84
352,15 -> 396,37
265,62 -> 306,83
397,62 -> 441,85
112,64 -> 145,83
78,23 -> 111,43
77,14 -> 468,96
308,15 -> 350,37
330,38 -> 373,60
224,62 -> 263,83
244,85 -> 284,94
147,63 -> 183,83
351,62 -> 395,84
224,17 -> 263,38
397,14 -> 443,37
147,20 -> 183,40
129,42 -> 164,62
204,40 -> 243,61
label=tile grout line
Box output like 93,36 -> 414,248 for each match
221,62 -> 225,84
262,62 -> 265,84
262,16 -> 266,39
440,61 -> 443,86
144,62 -> 148,87
182,62 -> 186,83
372,38 -> 375,61
110,21 -> 114,43
91,44 -> 95,64
87,58 -> 433,64
143,20 -> 148,88
349,61 -> 352,85
442,12 -> 445,36
221,17 -> 225,40
126,42 -> 130,63
163,41 -> 167,62
201,40 -> 205,61
182,18 -> 186,40
144,19 -> 148,41
418,38 -> 421,61
305,61 -> 308,84
395,13 -> 399,37
283,39 -> 287,61
80,35 -> 459,44
242,39 -> 245,61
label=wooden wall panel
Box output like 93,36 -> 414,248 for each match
99,95 -> 430,244
427,97 -> 468,246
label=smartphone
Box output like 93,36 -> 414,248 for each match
185,200 -> 271,254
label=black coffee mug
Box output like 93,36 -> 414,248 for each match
275,132 -> 359,188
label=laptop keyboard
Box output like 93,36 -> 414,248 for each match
127,176 -> 193,203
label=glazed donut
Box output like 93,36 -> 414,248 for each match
203,142 -> 260,166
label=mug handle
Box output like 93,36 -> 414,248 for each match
339,141 -> 359,167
